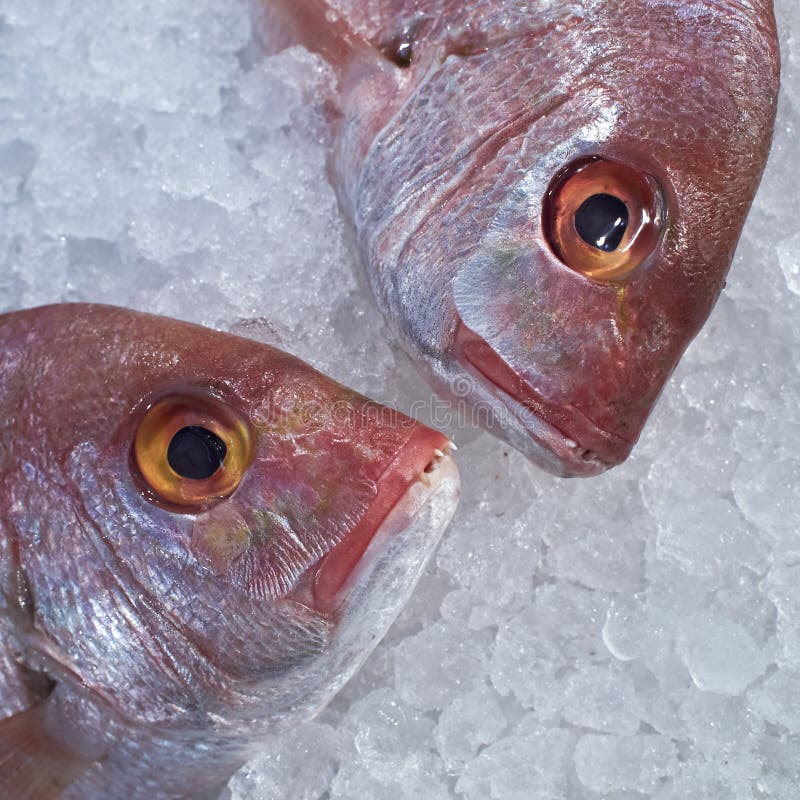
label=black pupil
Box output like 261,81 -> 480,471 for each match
167,426 -> 227,480
574,193 -> 629,252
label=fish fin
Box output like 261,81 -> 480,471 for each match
228,317 -> 290,349
258,0 -> 379,72
0,704 -> 93,800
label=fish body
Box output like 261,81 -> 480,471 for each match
0,303 -> 459,799
263,0 -> 781,476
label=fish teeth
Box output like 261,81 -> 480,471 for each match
437,440 -> 458,458
420,439 -> 457,484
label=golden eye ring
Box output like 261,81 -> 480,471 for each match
543,156 -> 664,282
133,392 -> 252,509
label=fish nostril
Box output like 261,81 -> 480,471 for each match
382,34 -> 414,68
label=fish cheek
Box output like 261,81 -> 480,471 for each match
189,481 -> 319,603
190,504 -> 251,576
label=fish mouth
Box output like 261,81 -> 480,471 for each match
454,322 -> 633,477
311,427 -> 459,614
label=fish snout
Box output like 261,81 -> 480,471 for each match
310,426 -> 459,614
453,321 -> 641,477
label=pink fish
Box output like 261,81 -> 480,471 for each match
0,304 -> 459,799
262,0 -> 781,476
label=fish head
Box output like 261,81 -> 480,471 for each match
354,1 -> 779,476
451,2 -> 780,476
5,304 -> 458,740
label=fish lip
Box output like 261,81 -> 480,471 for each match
453,322 -> 633,477
309,428 -> 458,615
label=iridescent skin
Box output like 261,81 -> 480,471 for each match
263,0 -> 781,475
0,304 -> 459,799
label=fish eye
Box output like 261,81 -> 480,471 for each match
133,393 -> 252,509
543,157 -> 664,281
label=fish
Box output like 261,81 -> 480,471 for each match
0,303 -> 459,800
260,0 -> 781,476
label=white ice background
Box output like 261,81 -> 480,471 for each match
1,1 -> 799,798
